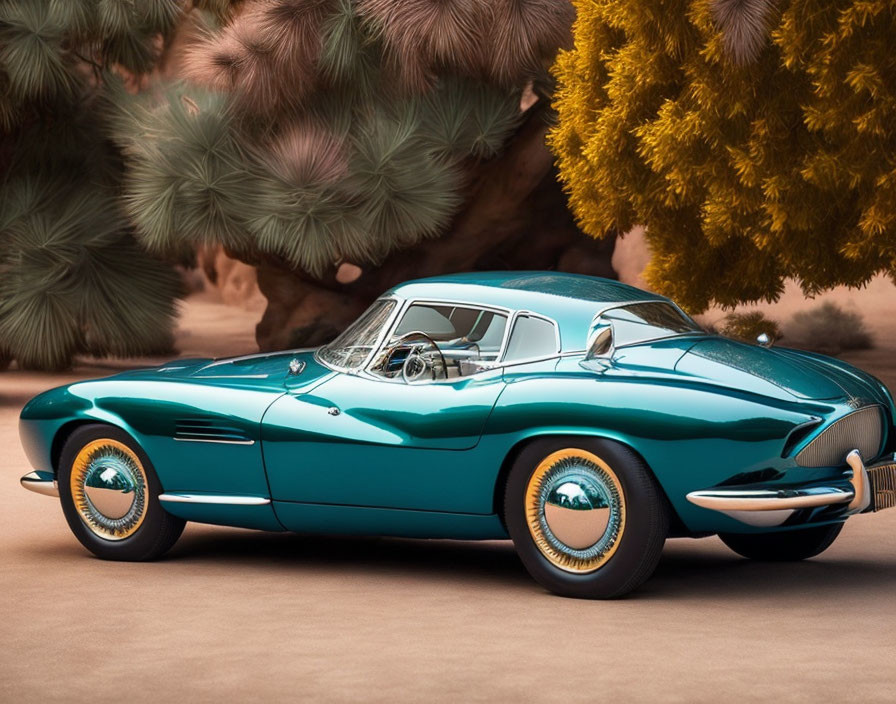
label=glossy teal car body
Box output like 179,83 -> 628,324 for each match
19,272 -> 896,545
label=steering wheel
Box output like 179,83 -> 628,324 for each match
387,331 -> 447,383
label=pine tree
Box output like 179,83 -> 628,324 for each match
0,0 -> 186,370
121,0 -> 615,350
550,0 -> 896,312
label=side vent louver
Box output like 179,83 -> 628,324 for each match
174,418 -> 254,445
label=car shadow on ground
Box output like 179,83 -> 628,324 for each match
645,540 -> 896,601
167,529 -> 534,590
125,528 -> 896,600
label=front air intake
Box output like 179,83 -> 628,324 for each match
795,405 -> 884,467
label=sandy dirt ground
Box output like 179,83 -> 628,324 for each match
3,291 -> 896,703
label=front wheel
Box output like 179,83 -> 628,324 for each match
504,438 -> 669,599
719,523 -> 843,562
58,424 -> 185,561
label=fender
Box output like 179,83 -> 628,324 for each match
481,372 -> 832,533
20,378 -> 285,530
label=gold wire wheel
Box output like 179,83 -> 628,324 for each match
524,448 -> 626,573
70,439 -> 148,541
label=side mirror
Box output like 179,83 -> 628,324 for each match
756,332 -> 773,348
585,321 -> 615,360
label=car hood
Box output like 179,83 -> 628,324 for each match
673,338 -> 884,402
118,349 -> 332,392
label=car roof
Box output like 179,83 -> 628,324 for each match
387,271 -> 668,352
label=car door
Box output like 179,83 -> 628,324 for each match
261,300 -> 510,514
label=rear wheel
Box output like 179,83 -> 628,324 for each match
58,425 -> 185,561
719,523 -> 843,562
504,437 -> 669,599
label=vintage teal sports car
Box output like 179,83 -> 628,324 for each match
18,272 -> 896,598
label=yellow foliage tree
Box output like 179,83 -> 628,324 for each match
550,0 -> 896,311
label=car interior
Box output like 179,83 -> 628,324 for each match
367,302 -> 562,381
369,303 -> 508,379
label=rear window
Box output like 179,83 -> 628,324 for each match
599,302 -> 702,347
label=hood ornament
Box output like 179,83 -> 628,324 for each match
288,358 -> 306,376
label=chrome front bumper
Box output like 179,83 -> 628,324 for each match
20,471 -> 59,497
687,450 -> 896,527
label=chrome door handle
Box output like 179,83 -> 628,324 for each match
327,407 -> 340,416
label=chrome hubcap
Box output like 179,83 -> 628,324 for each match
525,449 -> 625,573
544,477 -> 612,550
71,440 -> 148,541
84,462 -> 138,519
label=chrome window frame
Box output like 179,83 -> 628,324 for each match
359,297 -> 515,385
500,310 -> 562,368
314,295 -> 404,374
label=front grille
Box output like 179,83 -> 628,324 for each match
174,418 -> 253,444
869,461 -> 896,511
795,405 -> 884,467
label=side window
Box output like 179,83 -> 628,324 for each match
370,303 -> 508,380
503,315 -> 558,362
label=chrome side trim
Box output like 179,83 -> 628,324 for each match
173,437 -> 255,445
499,353 -> 562,370
20,471 -> 59,498
159,494 -> 271,506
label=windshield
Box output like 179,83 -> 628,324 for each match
318,299 -> 397,369
597,302 -> 702,348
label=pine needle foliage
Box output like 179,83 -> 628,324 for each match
0,0 -> 184,370
130,0 -> 574,277
550,0 -> 896,313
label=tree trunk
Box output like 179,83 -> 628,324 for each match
253,107 -> 617,351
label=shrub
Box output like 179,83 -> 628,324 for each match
784,303 -> 873,355
718,312 -> 781,344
